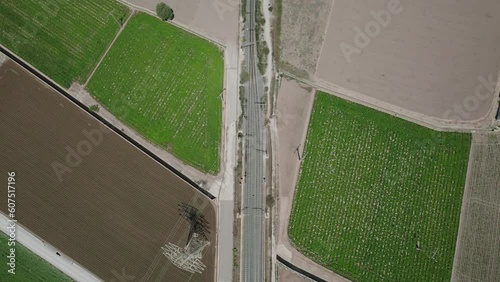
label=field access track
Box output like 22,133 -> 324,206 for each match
452,133 -> 500,282
0,59 -> 215,282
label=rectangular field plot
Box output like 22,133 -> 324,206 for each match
453,133 -> 500,282
316,0 -> 500,122
0,60 -> 215,282
87,13 -> 223,174
0,0 -> 129,87
289,92 -> 471,281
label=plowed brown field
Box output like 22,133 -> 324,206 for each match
0,59 -> 215,282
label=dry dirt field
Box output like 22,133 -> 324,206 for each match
452,132 -> 500,282
279,0 -> 332,77
280,0 -> 500,126
316,0 -> 500,123
125,0 -> 239,46
0,59 -> 216,282
277,262 -> 311,282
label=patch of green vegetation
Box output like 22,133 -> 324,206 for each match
87,13 -> 223,174
88,104 -> 99,112
241,0 -> 247,23
0,233 -> 72,281
255,0 -> 268,74
272,0 -> 282,70
0,0 -> 129,87
289,92 -> 471,282
240,69 -> 249,84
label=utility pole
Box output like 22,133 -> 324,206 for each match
295,144 -> 302,161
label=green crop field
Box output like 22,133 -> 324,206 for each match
0,0 -> 129,87
289,92 -> 471,281
0,232 -> 72,281
87,13 -> 224,174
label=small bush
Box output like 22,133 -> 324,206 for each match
89,104 -> 99,112
156,2 -> 174,21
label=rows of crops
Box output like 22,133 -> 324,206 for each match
0,232 -> 71,281
289,92 -> 471,281
87,13 -> 223,174
0,0 -> 129,87
453,133 -> 500,281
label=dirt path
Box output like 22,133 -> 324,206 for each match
83,10 -> 133,87
271,78 -> 350,282
451,132 -> 500,282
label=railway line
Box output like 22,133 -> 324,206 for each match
240,0 -> 267,280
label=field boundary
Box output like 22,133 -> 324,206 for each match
83,10 -> 134,87
273,78 -> 350,282
117,0 -> 225,48
0,45 -> 215,200
277,256 -> 327,282
280,72 -> 498,132
450,132 -> 476,281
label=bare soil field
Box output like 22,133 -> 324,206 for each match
124,0 -> 239,46
452,132 -> 500,282
279,0 -> 332,77
0,59 -> 216,281
315,0 -> 500,123
277,262 -> 311,282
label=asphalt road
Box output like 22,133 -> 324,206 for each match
241,0 -> 266,280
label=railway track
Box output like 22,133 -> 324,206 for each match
240,0 -> 266,280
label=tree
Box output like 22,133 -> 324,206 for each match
156,2 -> 174,21
266,195 -> 275,208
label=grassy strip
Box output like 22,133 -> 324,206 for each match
87,13 -> 223,174
289,92 -> 470,282
0,232 -> 72,281
0,0 -> 129,87
272,0 -> 282,70
255,0 -> 269,75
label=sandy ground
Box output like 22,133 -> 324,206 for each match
279,0 -> 332,77
0,214 -> 101,282
271,78 -> 349,281
123,0 -> 238,47
277,262 -> 311,282
451,132 -> 500,282
315,0 -> 500,125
